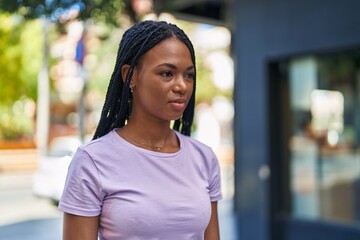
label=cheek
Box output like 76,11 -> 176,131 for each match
189,82 -> 194,94
186,82 -> 194,100
140,85 -> 167,106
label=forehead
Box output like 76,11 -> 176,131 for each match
139,37 -> 193,65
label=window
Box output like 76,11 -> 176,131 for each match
285,51 -> 360,224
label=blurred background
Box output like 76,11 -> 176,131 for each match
0,0 -> 236,239
2,1 -> 360,240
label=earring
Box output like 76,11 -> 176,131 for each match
130,85 -> 134,93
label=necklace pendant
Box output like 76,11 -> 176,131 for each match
155,147 -> 161,151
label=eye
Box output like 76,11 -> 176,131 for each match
185,72 -> 195,80
160,71 -> 173,78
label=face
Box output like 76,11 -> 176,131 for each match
126,37 -> 194,123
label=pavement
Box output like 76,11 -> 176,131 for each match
0,218 -> 62,240
219,198 -> 238,240
0,172 -> 61,227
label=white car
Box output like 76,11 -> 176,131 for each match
32,136 -> 82,204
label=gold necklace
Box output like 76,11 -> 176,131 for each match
120,128 -> 171,151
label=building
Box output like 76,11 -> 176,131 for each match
155,0 -> 360,239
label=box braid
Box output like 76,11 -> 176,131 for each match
93,20 -> 196,139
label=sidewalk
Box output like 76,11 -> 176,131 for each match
219,198 -> 238,240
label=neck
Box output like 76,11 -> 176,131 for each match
127,106 -> 173,132
120,128 -> 170,151
124,119 -> 172,144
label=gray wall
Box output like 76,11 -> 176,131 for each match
233,1 -> 360,239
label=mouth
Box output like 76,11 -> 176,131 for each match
169,98 -> 187,111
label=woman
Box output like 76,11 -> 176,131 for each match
59,20 -> 222,240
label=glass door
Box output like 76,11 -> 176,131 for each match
269,50 -> 360,240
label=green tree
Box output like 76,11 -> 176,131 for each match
0,0 -> 124,153
0,14 -> 40,104
0,14 -> 42,139
0,1 -> 124,25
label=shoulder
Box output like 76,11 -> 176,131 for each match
80,130 -> 116,152
177,132 -> 221,187
176,131 -> 216,158
176,132 -> 211,150
73,130 -> 120,163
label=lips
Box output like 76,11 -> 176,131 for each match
169,98 -> 187,111
170,98 -> 186,104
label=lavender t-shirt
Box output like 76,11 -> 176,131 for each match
59,129 -> 222,240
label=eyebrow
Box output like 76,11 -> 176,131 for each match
156,63 -> 194,71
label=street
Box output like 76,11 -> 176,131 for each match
0,172 -> 62,240
0,172 -> 237,240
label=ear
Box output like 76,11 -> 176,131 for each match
121,64 -> 131,83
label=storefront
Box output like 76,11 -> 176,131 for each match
233,1 -> 360,239
269,49 -> 360,240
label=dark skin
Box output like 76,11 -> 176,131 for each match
63,37 -> 220,240
119,37 -> 195,154
63,214 -> 99,240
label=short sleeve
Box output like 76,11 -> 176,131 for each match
208,151 -> 222,202
58,147 -> 104,216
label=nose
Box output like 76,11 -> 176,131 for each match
173,77 -> 188,94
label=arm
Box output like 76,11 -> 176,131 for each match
204,201 -> 220,240
63,213 -> 100,240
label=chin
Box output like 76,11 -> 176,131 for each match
173,114 -> 184,121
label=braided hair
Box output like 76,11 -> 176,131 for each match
92,20 -> 196,139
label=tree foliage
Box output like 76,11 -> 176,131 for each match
0,0 -> 124,26
0,14 -> 43,139
0,14 -> 41,104
0,0 -> 126,103
0,1 -> 126,140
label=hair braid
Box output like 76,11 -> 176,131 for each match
93,20 -> 197,139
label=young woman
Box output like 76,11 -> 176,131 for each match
59,20 -> 222,240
